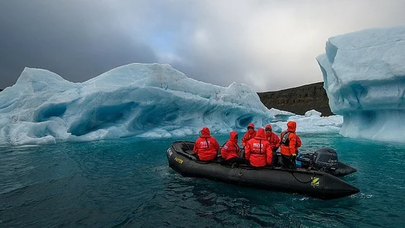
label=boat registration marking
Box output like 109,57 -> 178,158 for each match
167,148 -> 173,156
174,157 -> 184,164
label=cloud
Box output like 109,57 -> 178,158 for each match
1,0 -> 405,91
0,0 -> 158,86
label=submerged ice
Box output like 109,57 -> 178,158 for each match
0,63 -> 276,145
317,25 -> 405,143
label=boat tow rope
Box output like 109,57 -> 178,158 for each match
290,170 -> 316,184
180,142 -> 197,161
183,141 -> 192,151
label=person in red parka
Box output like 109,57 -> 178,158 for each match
244,128 -> 272,167
221,131 -> 240,160
221,131 -> 247,164
242,123 -> 256,147
265,124 -> 280,152
280,121 -> 301,169
193,127 -> 220,161
265,124 -> 281,166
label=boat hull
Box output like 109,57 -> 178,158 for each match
167,141 -> 359,200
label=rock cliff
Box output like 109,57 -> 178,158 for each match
258,82 -> 333,116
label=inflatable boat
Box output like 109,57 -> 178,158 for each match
167,141 -> 360,200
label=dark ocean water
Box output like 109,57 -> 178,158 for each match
1,133 -> 404,228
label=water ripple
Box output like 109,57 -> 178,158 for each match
1,136 -> 405,227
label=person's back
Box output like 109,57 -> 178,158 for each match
280,121 -> 301,168
221,131 -> 240,160
193,127 -> 220,161
242,123 -> 256,147
245,128 -> 272,167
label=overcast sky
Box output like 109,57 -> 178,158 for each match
1,0 -> 404,92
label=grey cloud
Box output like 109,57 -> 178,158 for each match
2,0 -> 405,91
0,0 -> 158,88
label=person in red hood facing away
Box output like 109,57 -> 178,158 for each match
280,121 -> 302,169
193,127 -> 220,161
221,131 -> 247,164
244,128 -> 272,167
221,131 -> 240,160
242,123 -> 256,147
265,124 -> 281,166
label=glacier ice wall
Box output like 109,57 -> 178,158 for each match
317,25 -> 405,143
0,63 -> 273,145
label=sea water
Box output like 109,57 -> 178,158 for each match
1,133 -> 404,228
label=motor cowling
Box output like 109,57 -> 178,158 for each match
312,148 -> 338,171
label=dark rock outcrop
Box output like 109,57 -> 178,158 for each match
258,82 -> 333,116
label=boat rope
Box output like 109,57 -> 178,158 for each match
183,141 -> 192,151
290,170 -> 316,184
180,142 -> 197,161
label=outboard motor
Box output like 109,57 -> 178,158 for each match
312,148 -> 338,172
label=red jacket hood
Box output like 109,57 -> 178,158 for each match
265,124 -> 272,136
287,121 -> 296,132
200,127 -> 211,137
247,123 -> 255,129
229,131 -> 238,143
254,128 -> 266,139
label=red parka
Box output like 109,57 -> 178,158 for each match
242,123 -> 256,147
280,121 -> 301,156
265,124 -> 281,151
245,128 -> 272,167
193,127 -> 220,161
221,131 -> 240,160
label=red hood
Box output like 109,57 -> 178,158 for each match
200,127 -> 211,137
247,123 -> 255,129
287,121 -> 296,132
254,128 -> 266,139
229,131 -> 238,143
265,124 -> 272,136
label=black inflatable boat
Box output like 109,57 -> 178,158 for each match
167,141 -> 360,200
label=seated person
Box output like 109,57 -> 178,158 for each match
242,123 -> 256,147
193,127 -> 220,161
245,128 -> 272,167
221,131 -> 247,164
265,124 -> 281,166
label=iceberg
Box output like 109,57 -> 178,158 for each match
317,25 -> 405,143
0,63 -> 274,145
271,109 -> 343,134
